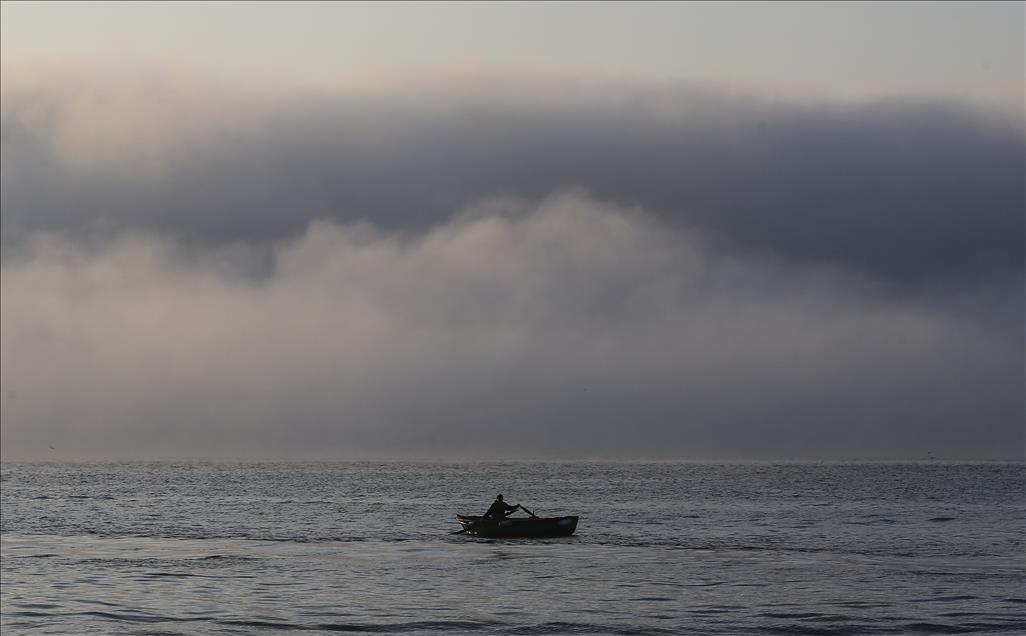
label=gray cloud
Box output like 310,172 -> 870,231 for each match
1,195 -> 1021,460
1,71 -> 1022,460
2,73 -> 1022,288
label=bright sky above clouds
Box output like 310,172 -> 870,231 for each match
2,1 -> 1022,108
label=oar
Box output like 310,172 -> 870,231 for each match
518,505 -> 539,518
451,518 -> 487,535
452,505 -> 537,534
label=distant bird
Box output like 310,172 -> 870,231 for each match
49,445 -> 55,451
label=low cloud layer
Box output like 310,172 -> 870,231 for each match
3,71 -> 1022,288
2,195 -> 1021,459
1,69 -> 1022,459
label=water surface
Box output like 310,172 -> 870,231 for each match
2,461 -> 1023,634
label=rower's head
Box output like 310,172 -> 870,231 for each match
496,494 -> 504,501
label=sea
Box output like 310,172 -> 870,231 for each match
1,461 -> 1023,635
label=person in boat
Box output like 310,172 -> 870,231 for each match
482,494 -> 520,520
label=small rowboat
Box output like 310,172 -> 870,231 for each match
456,514 -> 578,538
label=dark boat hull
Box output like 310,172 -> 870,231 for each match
456,514 -> 578,538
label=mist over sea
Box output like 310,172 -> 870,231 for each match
2,461 -> 1024,635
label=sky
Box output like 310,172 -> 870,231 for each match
1,1 -> 1023,460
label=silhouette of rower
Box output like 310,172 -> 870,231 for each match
483,494 -> 520,520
